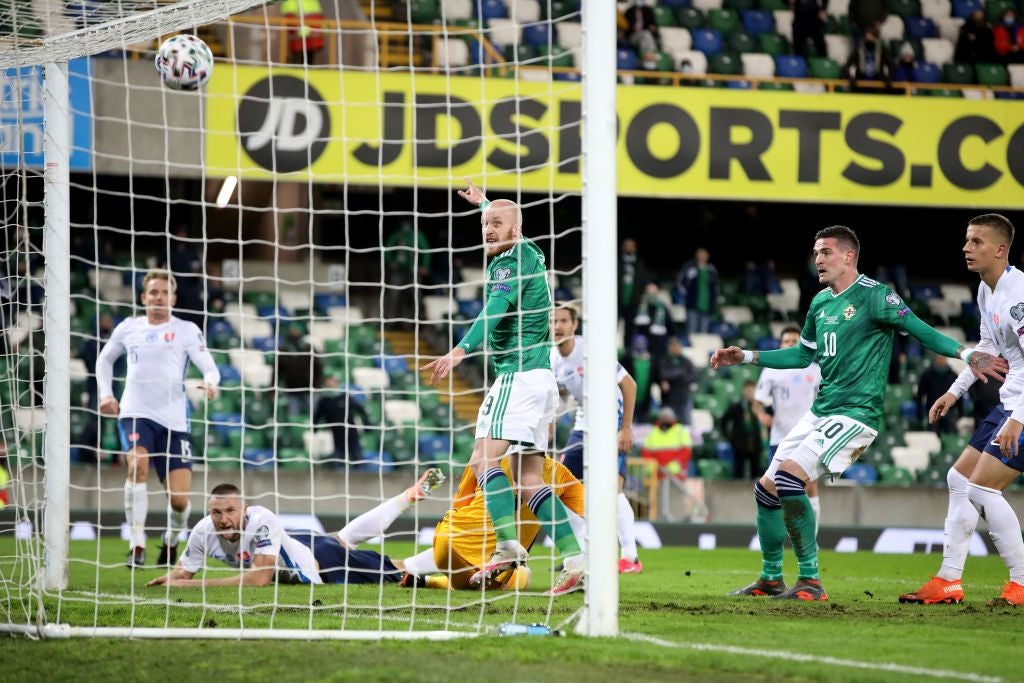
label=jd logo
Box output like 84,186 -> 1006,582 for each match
237,76 -> 330,173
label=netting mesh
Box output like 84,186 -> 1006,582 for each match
1,0 -> 595,638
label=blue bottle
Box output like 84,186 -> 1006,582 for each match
496,623 -> 561,637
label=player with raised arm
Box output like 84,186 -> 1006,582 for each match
751,326 -> 822,532
96,270 -> 220,569
712,226 -> 1006,601
146,469 -> 446,588
900,214 -> 1024,607
422,179 -> 584,595
550,302 -> 643,574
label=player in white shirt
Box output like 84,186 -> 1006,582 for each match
550,303 -> 643,574
146,470 -> 446,588
901,214 -> 1024,607
752,326 -> 823,528
96,270 -> 220,569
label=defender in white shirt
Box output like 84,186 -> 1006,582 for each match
901,214 -> 1024,607
147,471 -> 446,588
96,270 -> 220,570
550,304 -> 643,574
752,326 -> 822,527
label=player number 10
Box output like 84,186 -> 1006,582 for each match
821,331 -> 837,357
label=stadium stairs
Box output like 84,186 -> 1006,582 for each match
383,329 -> 481,423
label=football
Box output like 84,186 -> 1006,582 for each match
497,564 -> 532,591
154,34 -> 213,91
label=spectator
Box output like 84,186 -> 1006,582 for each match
844,28 -> 893,92
384,221 -> 430,327
848,0 -> 887,38
720,380 -> 763,480
314,376 -> 371,468
619,237 -> 649,349
641,407 -> 693,479
282,0 -> 325,64
167,225 -> 203,327
792,0 -> 828,58
994,8 -> 1024,63
276,323 -> 323,414
955,9 -> 998,64
624,0 -> 660,69
891,41 -> 917,82
676,247 -> 719,336
623,334 -> 654,421
916,353 -> 960,434
679,58 -> 702,86
741,259 -> 782,297
78,312 -> 119,409
658,337 -> 696,426
634,282 -> 674,369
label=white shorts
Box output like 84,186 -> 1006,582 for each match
475,368 -> 558,451
765,412 -> 877,482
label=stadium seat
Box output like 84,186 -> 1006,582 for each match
935,15 -> 964,42
942,62 -> 975,83
976,62 -> 1009,86
384,400 -> 421,426
951,0 -> 982,17
506,0 -> 541,22
759,0 -> 789,9
758,31 -> 789,55
556,20 -> 582,52
726,0 -> 757,10
720,304 -> 756,324
617,47 -> 639,70
878,464 -> 915,485
661,26 -> 694,53
676,7 -> 707,30
729,31 -> 757,53
709,51 -> 743,74
826,12 -> 853,35
487,18 -> 520,48
522,22 -> 553,47
825,34 -> 852,63
921,0 -> 952,18
922,37 -> 955,65
912,61 -> 942,82
696,458 -> 732,480
879,14 -> 905,41
891,446 -> 931,476
917,466 -> 948,487
772,10 -> 794,40
843,463 -> 878,483
741,9 -> 774,35
437,38 -> 470,68
905,16 -> 938,40
693,0 -> 725,11
775,54 -> 808,77
676,49 -> 709,73
476,0 -> 507,21
691,408 -> 715,434
441,0 -> 474,20
663,0 -> 693,7
655,5 -> 679,26
418,432 -> 452,460
808,56 -> 842,78
903,431 -> 942,454
692,28 -> 725,54
1010,64 -> 1024,88
887,0 -> 922,17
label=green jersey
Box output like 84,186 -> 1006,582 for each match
483,238 -> 552,376
760,274 -> 961,430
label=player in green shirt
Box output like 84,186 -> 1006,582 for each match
422,179 -> 584,595
711,225 -> 1006,601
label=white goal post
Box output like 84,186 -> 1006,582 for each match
0,0 -> 618,639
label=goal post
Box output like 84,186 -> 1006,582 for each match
1,0 -> 620,640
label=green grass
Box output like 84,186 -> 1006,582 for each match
3,537 -> 1021,682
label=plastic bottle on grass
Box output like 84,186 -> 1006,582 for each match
496,623 -> 562,637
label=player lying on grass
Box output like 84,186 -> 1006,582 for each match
146,469 -> 446,587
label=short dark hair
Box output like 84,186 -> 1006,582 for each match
780,326 -> 801,339
814,225 -> 860,258
969,213 -> 1015,246
210,483 -> 241,498
555,301 -> 579,322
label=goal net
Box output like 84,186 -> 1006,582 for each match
0,0 -> 619,639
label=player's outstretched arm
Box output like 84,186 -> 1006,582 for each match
709,346 -> 745,369
145,566 -> 196,587
147,554 -> 276,588
422,296 -> 512,384
928,393 -> 959,424
457,178 -> 487,207
96,334 -> 126,416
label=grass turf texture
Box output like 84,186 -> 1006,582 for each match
2,537 -> 1020,682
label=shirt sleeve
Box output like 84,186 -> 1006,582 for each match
96,321 -> 128,399
873,286 -> 962,357
615,362 -> 628,383
185,324 -> 221,387
753,371 -> 773,405
486,248 -> 538,308
250,509 -> 284,558
179,522 -> 209,573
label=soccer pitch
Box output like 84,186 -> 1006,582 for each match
3,538 -> 1019,682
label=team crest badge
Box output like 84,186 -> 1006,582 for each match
885,291 -> 901,306
993,313 -> 1000,325
145,332 -> 157,343
164,332 -> 175,343
493,267 -> 512,281
128,432 -> 140,442
843,305 -> 857,320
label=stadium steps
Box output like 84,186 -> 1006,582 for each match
383,330 -> 481,423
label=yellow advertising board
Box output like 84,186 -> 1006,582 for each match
205,65 -> 1024,208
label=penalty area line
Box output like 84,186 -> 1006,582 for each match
624,633 -> 1002,683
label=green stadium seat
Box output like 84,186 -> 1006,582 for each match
539,44 -> 574,67
729,32 -> 758,53
887,0 -> 922,17
890,39 -> 921,60
676,7 -> 706,30
940,433 -> 962,454
205,446 -> 240,470
930,451 -> 957,469
863,447 -> 892,468
757,32 -> 786,56
826,13 -> 852,35
243,291 -> 276,308
926,88 -> 963,97
759,0 -> 789,9
975,63 -> 1009,86
985,0 -> 1015,23
808,57 -> 842,78
878,464 -> 915,486
758,80 -> 794,90
708,52 -> 741,74
917,466 -> 947,487
654,5 -> 678,26
697,458 -> 732,480
726,0 -> 758,9
943,63 -> 975,84
708,9 -> 741,37
410,0 -> 439,23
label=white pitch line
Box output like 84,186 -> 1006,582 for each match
625,633 -> 1002,683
